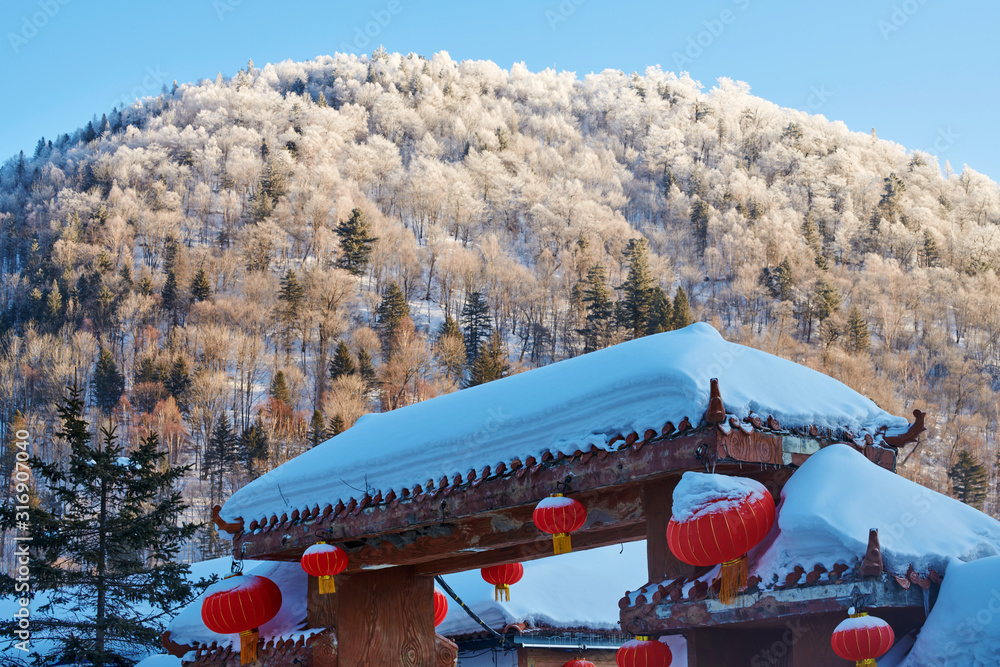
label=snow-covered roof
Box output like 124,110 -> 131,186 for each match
221,323 -> 907,526
753,444 -> 1000,580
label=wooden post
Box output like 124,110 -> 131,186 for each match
643,478 -> 698,584
335,566 -> 436,666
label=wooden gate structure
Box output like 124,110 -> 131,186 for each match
162,326 -> 926,666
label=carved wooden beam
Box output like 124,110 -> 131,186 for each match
705,378 -> 727,424
211,504 -> 244,534
860,528 -> 884,577
883,410 -> 926,448
161,630 -> 193,658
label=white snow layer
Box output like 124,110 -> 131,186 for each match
166,560 -> 308,649
671,471 -> 768,522
134,655 -> 182,667
437,541 -> 647,636
899,556 -> 1000,667
222,323 -> 907,525
752,445 -> 1000,580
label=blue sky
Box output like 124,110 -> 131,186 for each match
1,0 -> 998,180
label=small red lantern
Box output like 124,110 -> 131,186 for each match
831,610 -> 895,666
481,563 -> 524,601
434,588 -> 449,627
533,493 -> 587,554
616,636 -> 673,667
563,660 -> 597,667
666,473 -> 775,604
201,573 -> 282,665
300,542 -> 348,594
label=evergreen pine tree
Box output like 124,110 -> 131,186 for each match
166,356 -> 191,411
580,266 -> 614,351
690,199 -> 710,253
92,347 -> 125,414
802,213 -> 827,269
948,450 -> 988,509
329,340 -> 357,380
465,331 -> 511,388
309,409 -> 326,448
203,413 -> 238,506
375,282 -> 410,359
190,268 -> 213,302
646,286 -> 673,335
619,239 -> 655,339
161,270 -> 179,326
846,306 -> 871,353
317,91 -> 328,107
278,269 -> 305,319
327,414 -> 346,437
45,279 -> 63,327
269,370 -> 292,405
814,278 -> 842,324
672,286 -> 694,329
772,257 -> 794,301
138,273 -> 153,296
0,384 -> 199,666
239,417 -> 270,479
461,291 -> 492,361
335,208 -> 378,276
921,230 -> 941,268
357,349 -> 377,391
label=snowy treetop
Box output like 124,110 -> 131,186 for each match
222,324 -> 907,525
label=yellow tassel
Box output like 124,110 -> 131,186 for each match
239,628 -> 259,665
553,533 -> 572,555
715,555 -> 748,605
495,584 -> 510,601
318,575 -> 336,595
856,660 -> 877,667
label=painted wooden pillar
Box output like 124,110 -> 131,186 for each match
643,478 -> 699,585
335,566 -> 436,666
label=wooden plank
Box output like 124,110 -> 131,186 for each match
307,573 -> 337,631
336,566 -> 436,666
643,478 -> 699,584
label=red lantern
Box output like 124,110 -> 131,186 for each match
300,542 -> 348,594
666,473 -> 775,604
616,636 -> 673,667
533,493 -> 587,554
481,563 -> 524,601
201,573 -> 282,665
434,588 -> 449,627
831,610 -> 895,666
563,660 -> 597,667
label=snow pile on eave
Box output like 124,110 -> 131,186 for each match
221,323 -> 907,525
437,541 -> 647,637
752,445 -> 1000,581
899,556 -> 1000,666
672,472 -> 767,521
166,560 -> 308,649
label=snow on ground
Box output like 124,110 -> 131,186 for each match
134,655 -> 183,667
166,559 -> 309,652
437,541 -> 647,636
751,445 -> 1000,581
221,323 -> 907,525
898,556 -> 1000,666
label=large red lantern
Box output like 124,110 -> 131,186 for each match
563,660 -> 597,667
533,494 -> 587,554
616,636 -> 673,667
481,563 -> 524,601
666,473 -> 775,604
434,588 -> 449,627
831,610 -> 895,666
201,573 -> 282,665
300,542 -> 348,594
